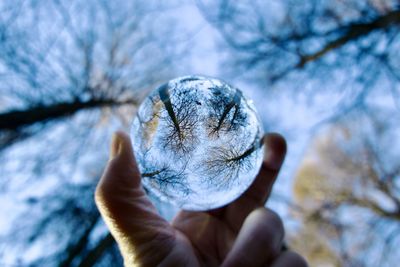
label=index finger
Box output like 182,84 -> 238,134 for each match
242,132 -> 287,204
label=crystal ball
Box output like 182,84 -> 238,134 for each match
131,76 -> 264,210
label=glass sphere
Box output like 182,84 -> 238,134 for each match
131,76 -> 264,210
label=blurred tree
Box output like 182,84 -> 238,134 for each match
198,0 -> 400,121
288,222 -> 341,267
0,0 -> 185,266
292,109 -> 400,266
197,2 -> 400,264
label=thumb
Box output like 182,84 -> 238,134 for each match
95,131 -> 175,265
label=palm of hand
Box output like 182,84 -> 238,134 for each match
173,209 -> 237,265
96,132 -> 306,267
173,182 -> 281,265
127,184 -> 278,267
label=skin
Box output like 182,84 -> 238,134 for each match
95,131 -> 308,267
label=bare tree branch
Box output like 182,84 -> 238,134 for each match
0,98 -> 137,131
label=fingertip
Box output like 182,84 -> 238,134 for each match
113,130 -> 131,143
263,133 -> 287,171
221,207 -> 285,267
96,131 -> 142,201
248,207 -> 285,248
108,131 -> 140,175
111,130 -> 135,161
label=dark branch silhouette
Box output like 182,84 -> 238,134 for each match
59,213 -> 101,267
201,133 -> 263,188
0,98 -> 137,131
142,163 -> 191,200
206,86 -> 247,137
158,84 -> 200,155
197,0 -> 400,123
296,9 -> 400,69
76,233 -> 115,267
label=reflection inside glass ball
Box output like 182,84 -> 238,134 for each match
131,76 -> 264,210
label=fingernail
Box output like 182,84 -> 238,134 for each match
110,133 -> 122,160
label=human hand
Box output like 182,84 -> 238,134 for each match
95,131 -> 307,267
